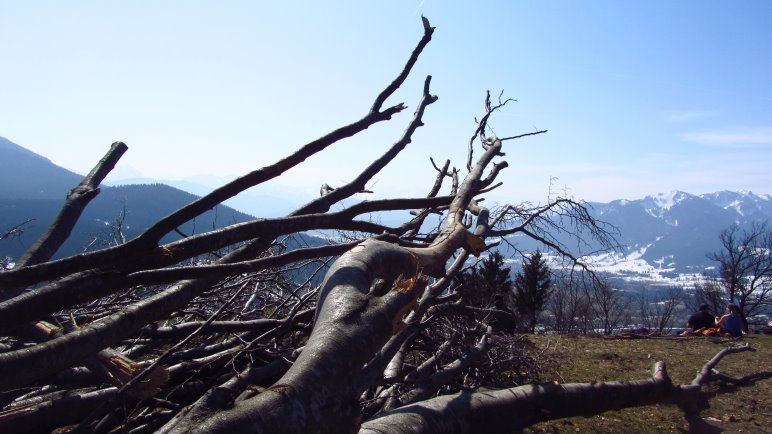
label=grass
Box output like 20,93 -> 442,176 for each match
521,333 -> 772,433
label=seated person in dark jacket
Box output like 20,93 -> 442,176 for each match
687,304 -> 714,331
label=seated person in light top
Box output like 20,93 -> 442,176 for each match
715,303 -> 744,337
686,304 -> 714,331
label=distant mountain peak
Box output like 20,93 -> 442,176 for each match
639,191 -> 693,218
646,191 -> 691,210
0,136 -> 51,163
0,136 -> 84,200
699,190 -> 772,217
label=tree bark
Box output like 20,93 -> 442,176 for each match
14,141 -> 127,269
361,363 -> 672,434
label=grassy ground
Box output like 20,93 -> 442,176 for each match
522,333 -> 772,433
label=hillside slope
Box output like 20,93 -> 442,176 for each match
0,137 -> 254,259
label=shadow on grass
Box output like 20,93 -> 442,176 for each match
681,413 -> 723,434
679,383 -> 741,434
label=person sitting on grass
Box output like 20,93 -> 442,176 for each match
686,304 -> 714,332
715,303 -> 745,337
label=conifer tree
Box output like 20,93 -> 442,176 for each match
455,251 -> 517,331
514,251 -> 552,333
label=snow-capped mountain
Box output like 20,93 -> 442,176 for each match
700,190 -> 772,218
587,191 -> 770,283
503,191 -> 771,287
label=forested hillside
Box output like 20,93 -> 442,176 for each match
0,136 -> 254,259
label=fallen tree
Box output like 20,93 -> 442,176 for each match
0,16 -> 769,434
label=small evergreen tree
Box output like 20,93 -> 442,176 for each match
455,251 -> 516,331
514,251 -> 552,333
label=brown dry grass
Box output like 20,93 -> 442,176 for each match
522,333 -> 772,433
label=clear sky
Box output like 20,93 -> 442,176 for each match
1,1 -> 770,205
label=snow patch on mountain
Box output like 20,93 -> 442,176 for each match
727,200 -> 745,216
543,246 -> 704,289
643,191 -> 689,218
653,191 -> 684,210
652,255 -> 676,268
580,244 -> 673,274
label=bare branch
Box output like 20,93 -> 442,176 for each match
16,142 -> 127,268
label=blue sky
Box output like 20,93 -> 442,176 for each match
1,1 -> 770,204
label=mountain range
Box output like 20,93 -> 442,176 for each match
0,136 -> 254,260
563,191 -> 770,289
1,136 -> 770,289
502,189 -> 771,289
590,191 -> 771,273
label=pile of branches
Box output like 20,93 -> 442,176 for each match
1,17 -> 767,434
